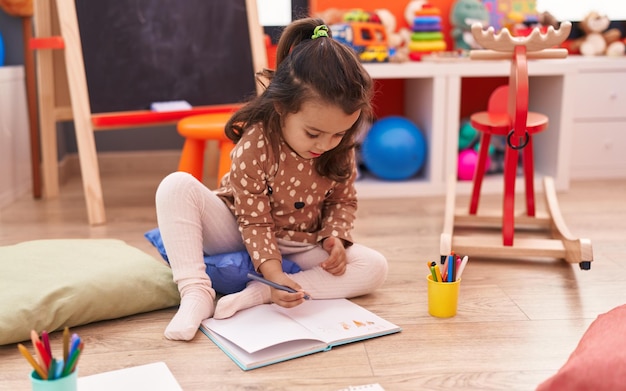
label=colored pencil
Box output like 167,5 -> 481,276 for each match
17,343 -> 47,380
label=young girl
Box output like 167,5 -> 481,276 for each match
155,18 -> 388,341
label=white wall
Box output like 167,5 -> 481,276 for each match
536,0 -> 626,21
0,66 -> 31,208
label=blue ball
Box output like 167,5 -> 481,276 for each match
361,116 -> 427,180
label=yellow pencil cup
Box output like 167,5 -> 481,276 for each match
30,370 -> 77,391
427,274 -> 461,318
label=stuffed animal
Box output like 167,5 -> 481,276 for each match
376,8 -> 410,63
570,11 -> 625,56
449,0 -> 489,51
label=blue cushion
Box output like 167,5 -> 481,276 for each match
144,228 -> 301,294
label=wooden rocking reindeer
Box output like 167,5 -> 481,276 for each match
440,21 -> 593,270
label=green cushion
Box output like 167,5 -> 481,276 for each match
0,239 -> 180,345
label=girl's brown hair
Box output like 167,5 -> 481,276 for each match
225,17 -> 374,182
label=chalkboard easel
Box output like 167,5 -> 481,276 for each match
32,0 -> 267,225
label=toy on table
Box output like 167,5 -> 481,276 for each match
511,13 -> 554,38
330,22 -> 389,63
568,11 -> 625,56
377,8 -> 411,63
536,11 -> 559,30
328,9 -> 390,63
408,4 -> 447,61
343,8 -> 373,23
501,11 -> 526,33
449,0 -> 490,51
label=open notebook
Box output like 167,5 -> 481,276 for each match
200,298 -> 401,370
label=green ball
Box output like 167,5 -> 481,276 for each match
458,121 -> 478,150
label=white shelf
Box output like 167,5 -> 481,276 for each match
356,172 -> 564,199
356,173 -> 442,199
568,57 -> 626,179
358,56 -> 588,199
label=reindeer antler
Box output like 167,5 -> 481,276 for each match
471,22 -> 572,53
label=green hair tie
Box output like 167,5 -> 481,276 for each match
311,25 -> 329,39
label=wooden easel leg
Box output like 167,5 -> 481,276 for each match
33,0 -> 60,199
22,17 -> 42,199
56,0 -> 106,225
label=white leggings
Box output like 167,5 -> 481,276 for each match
155,172 -> 388,299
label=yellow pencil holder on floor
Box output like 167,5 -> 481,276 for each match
427,274 -> 461,318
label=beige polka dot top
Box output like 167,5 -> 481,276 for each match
215,124 -> 357,270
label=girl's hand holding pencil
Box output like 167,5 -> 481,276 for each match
18,327 -> 83,380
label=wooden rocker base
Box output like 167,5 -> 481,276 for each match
440,175 -> 593,270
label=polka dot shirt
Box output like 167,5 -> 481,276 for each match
215,124 -> 357,270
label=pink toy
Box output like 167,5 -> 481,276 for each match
457,148 -> 490,181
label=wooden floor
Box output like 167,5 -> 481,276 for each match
1,170 -> 626,391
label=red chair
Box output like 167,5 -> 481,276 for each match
177,111 -> 238,188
